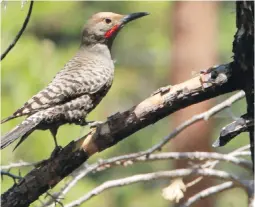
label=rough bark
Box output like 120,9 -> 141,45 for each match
232,1 -> 254,165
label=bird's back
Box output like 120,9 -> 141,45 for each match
13,44 -> 115,118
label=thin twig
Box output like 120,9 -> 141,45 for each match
44,192 -> 64,207
185,145 -> 251,188
1,160 -> 35,170
41,148 -> 251,206
1,0 -> 34,61
1,170 -> 22,181
134,152 -> 252,170
180,182 -> 234,207
64,168 -> 248,207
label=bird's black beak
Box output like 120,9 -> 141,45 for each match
121,12 -> 149,25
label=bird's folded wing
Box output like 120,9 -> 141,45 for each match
13,62 -> 112,117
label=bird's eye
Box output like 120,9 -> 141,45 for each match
105,18 -> 112,24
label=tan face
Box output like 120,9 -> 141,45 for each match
82,12 -> 149,47
86,12 -> 125,39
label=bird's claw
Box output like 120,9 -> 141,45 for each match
150,85 -> 172,96
50,145 -> 63,158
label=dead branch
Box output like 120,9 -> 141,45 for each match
1,160 -> 35,170
180,182 -> 234,207
143,91 -> 245,155
183,145 -> 251,190
64,168 -> 249,207
42,144 -> 251,206
1,170 -> 22,182
1,0 -> 34,61
213,113 -> 254,147
136,152 -> 252,170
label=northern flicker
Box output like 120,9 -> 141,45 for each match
1,12 -> 149,151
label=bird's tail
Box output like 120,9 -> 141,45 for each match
1,106 -> 30,124
1,115 -> 17,124
1,114 -> 42,150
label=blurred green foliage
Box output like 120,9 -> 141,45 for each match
1,1 -> 250,207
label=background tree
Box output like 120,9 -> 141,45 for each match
170,2 -> 218,206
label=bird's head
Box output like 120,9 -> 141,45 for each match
81,12 -> 149,49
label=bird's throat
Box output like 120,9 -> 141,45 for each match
104,25 -> 120,39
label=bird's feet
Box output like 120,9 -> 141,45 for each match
50,145 -> 63,158
150,85 -> 172,96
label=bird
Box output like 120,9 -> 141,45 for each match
1,12 -> 149,153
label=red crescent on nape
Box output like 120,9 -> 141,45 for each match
104,25 -> 120,38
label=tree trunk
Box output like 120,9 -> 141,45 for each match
170,2 -> 218,206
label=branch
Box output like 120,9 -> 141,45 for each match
42,145 -> 251,206
1,74 -> 243,207
183,145 -> 251,189
1,160 -> 35,170
64,168 -> 249,207
180,182 -> 234,207
45,91 -> 248,206
1,170 -> 22,182
1,0 -> 34,61
136,152 -> 252,170
213,113 -> 254,147
77,151 -> 252,173
82,90 -> 245,168
143,91 -> 245,155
